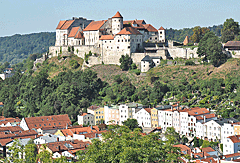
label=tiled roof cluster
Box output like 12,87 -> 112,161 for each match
87,105 -> 101,111
56,20 -> 75,30
117,27 -> 142,35
99,35 -> 114,40
46,139 -> 90,153
83,20 -> 106,31
0,116 -> 20,125
24,114 -> 71,130
173,144 -> 191,155
228,135 -> 240,143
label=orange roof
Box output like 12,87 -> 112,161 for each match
144,108 -> 152,114
0,117 -> 20,125
0,102 -> 3,105
24,114 -> 71,130
0,138 -> 13,146
224,153 -> 240,158
0,126 -> 23,133
60,20 -> 75,30
158,26 -> 165,30
81,113 -> 88,116
183,36 -> 189,45
228,135 -> 240,143
112,11 -> 123,18
117,27 -> 142,35
87,105 -> 101,111
99,35 -> 114,40
196,114 -> 216,120
173,144 -> 191,155
123,20 -> 145,25
200,157 -> 217,163
83,20 -> 106,31
68,27 -> 80,37
56,20 -> 67,29
143,24 -> 158,32
61,126 -> 98,137
74,31 -> 84,39
201,147 -> 215,153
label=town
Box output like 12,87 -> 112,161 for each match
0,7 -> 240,163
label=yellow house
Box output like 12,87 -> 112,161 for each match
151,108 -> 158,128
234,124 -> 240,135
87,105 -> 105,125
54,129 -> 65,137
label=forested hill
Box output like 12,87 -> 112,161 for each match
0,32 -> 55,64
166,24 -> 223,42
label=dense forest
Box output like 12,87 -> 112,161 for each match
0,32 -> 55,64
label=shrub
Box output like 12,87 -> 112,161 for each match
68,46 -> 71,52
69,59 -> 80,69
185,60 -> 195,66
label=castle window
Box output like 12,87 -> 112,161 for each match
150,38 -> 152,40
132,39 -> 134,42
128,39 -> 130,42
107,46 -> 108,48
117,46 -> 119,49
110,41 -> 111,43
125,39 -> 127,42
128,46 -> 130,49
160,32 -> 162,34
137,39 -> 138,42
119,20 -> 120,22
105,41 -> 107,43
118,25 -> 119,27
115,20 -> 116,22
122,40 -> 123,42
117,28 -> 119,30
155,37 -> 157,40
118,40 -> 120,42
140,39 -> 141,42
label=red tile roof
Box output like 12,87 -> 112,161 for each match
144,108 -> 152,114
24,114 -> 71,130
224,152 -> 240,158
117,27 -> 142,35
87,105 -> 101,111
228,135 -> 240,143
74,31 -> 84,39
99,35 -> 114,40
173,144 -> 191,155
200,157 -> 217,163
225,41 -> 240,47
112,11 -> 123,18
0,116 -> 20,125
0,126 -> 23,133
143,24 -> 158,32
196,114 -> 216,120
123,20 -> 145,25
201,147 -> 215,153
158,26 -> 165,30
68,27 -> 80,37
83,20 -> 106,31
60,126 -> 99,137
46,140 -> 90,153
56,20 -> 67,29
60,20 -> 75,30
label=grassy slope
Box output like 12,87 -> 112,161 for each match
38,55 -> 240,87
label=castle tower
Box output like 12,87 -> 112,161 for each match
112,11 -> 123,35
158,26 -> 165,42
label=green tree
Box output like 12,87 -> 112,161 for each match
197,31 -> 227,67
77,126 -> 181,163
122,118 -> 141,131
221,18 -> 239,43
119,55 -> 133,71
193,136 -> 199,147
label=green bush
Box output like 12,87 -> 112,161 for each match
69,59 -> 80,69
185,60 -> 195,66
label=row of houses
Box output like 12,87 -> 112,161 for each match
0,114 -> 107,161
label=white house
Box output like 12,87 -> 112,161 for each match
78,113 -> 95,126
133,108 -> 151,128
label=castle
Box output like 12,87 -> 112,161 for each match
49,12 -> 198,71
49,12 -> 166,67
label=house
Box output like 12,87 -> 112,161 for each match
224,41 -> 240,58
133,108 -> 151,128
20,114 -> 72,134
104,105 -> 120,125
173,144 -> 191,163
87,105 -> 105,125
119,103 -> 142,125
39,139 -> 91,160
0,116 -> 21,127
151,108 -> 159,128
34,134 -> 65,145
77,113 -> 95,126
223,135 -> 240,155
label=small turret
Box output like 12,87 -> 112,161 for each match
158,26 -> 165,43
112,11 -> 123,35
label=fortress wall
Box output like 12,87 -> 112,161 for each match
131,53 -> 146,64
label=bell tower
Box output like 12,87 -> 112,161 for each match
112,11 -> 123,35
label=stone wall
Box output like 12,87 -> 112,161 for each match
168,47 -> 198,59
131,53 -> 146,64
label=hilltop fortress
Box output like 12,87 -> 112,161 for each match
49,12 -> 198,71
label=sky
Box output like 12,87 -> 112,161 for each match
0,0 -> 239,37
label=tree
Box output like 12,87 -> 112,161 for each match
119,55 -> 133,71
197,31 -> 227,67
164,127 -> 180,145
77,126 -> 181,163
193,136 -> 199,147
221,18 -> 239,43
190,26 -> 210,43
122,118 -> 141,131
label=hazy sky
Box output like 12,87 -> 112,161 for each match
0,0 -> 239,37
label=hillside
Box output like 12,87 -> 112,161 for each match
0,32 -> 55,64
